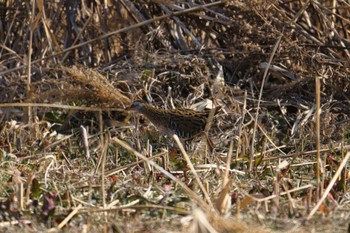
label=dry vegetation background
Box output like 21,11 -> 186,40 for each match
1,0 -> 350,232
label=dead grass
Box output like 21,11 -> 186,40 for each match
1,0 -> 350,232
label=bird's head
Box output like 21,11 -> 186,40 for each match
126,101 -> 146,112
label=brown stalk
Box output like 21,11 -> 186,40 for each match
173,134 -> 214,209
53,204 -> 83,230
255,184 -> 313,202
307,152 -> 350,220
94,110 -> 106,174
100,134 -> 108,220
25,0 -> 36,124
205,128 -> 237,214
0,102 -> 123,112
236,90 -> 247,161
0,220 -> 32,228
248,34 -> 283,173
315,76 -> 322,200
80,125 -> 91,160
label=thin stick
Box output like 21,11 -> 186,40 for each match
80,125 -> 90,160
342,143 -> 347,193
51,204 -> 82,231
203,106 -> 217,152
26,0 -> 35,124
253,184 -> 313,202
0,102 -> 122,112
0,220 -> 32,227
173,134 -> 214,209
223,140 -> 233,186
249,34 -> 283,173
99,109 -> 104,144
216,140 -> 233,214
194,164 -> 245,175
236,90 -> 247,161
101,136 -> 108,219
315,76 -> 322,200
78,204 -> 189,215
307,152 -> 350,220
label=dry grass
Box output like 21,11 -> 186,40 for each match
1,0 -> 350,232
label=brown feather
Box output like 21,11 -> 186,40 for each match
128,101 -> 216,139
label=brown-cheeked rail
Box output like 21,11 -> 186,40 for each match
127,101 -> 217,149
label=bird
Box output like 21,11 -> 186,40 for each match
127,101 -> 216,140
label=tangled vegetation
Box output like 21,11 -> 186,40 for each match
0,0 -> 350,232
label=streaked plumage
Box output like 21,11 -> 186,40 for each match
127,101 -> 214,139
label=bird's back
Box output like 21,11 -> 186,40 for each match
138,104 -> 210,139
